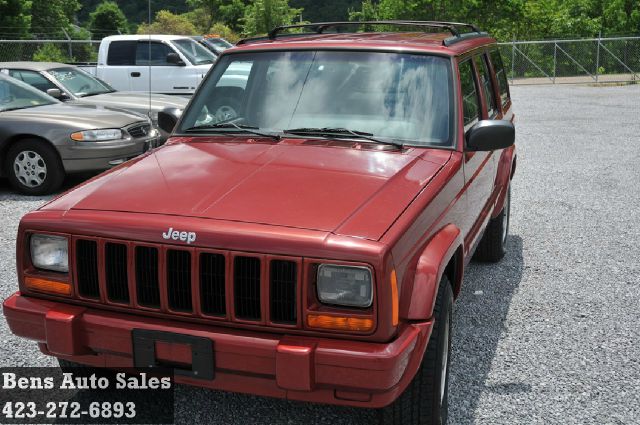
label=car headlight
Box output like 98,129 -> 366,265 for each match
30,234 -> 68,273
317,265 -> 373,308
70,129 -> 124,142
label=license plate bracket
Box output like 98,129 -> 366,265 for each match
132,329 -> 214,380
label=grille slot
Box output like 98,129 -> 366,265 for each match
135,246 -> 160,308
127,123 -> 151,138
200,253 -> 226,316
234,256 -> 261,320
105,242 -> 129,303
270,260 -> 297,324
167,250 -> 192,312
76,239 -> 99,298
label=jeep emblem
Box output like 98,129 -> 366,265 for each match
162,227 -> 196,244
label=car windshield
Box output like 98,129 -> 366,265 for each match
179,51 -> 454,147
205,38 -> 232,50
0,74 -> 57,112
173,39 -> 216,65
48,67 -> 114,97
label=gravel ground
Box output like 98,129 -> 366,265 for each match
1,84 -> 639,424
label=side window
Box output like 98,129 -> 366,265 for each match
489,50 -> 510,108
474,55 -> 497,117
106,41 -> 137,66
10,70 -> 57,93
459,60 -> 480,129
136,42 -> 174,66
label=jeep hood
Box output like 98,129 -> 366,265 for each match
43,138 -> 450,240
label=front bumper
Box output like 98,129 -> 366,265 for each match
3,293 -> 432,408
58,136 -> 159,173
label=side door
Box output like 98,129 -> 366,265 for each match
101,40 -> 137,91
133,41 -> 190,94
458,55 -> 499,252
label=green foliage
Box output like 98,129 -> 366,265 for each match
88,1 -> 128,39
187,0 -> 247,32
31,0 -> 80,37
32,43 -> 68,62
291,0 -> 361,22
242,0 -> 302,35
137,10 -> 198,35
210,22 -> 241,42
0,0 -> 31,39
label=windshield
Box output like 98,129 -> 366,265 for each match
173,39 -> 216,65
205,38 -> 232,50
0,74 -> 57,112
179,51 -> 453,147
48,67 -> 114,97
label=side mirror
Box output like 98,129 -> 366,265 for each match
166,52 -> 186,66
157,107 -> 182,134
46,88 -> 65,99
465,120 -> 515,151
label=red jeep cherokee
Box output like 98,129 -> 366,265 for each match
3,21 -> 516,424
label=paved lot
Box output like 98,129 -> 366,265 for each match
1,84 -> 639,424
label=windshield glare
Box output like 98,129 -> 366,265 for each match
173,39 -> 216,65
0,75 -> 57,112
49,67 -> 113,97
180,51 -> 453,147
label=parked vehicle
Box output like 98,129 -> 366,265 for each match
0,62 -> 188,143
81,35 -> 216,95
0,74 -> 158,195
3,21 -> 516,425
193,35 -> 233,56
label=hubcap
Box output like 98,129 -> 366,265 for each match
440,312 -> 450,403
13,150 -> 47,188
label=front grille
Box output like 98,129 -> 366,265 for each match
167,250 -> 192,312
127,123 -> 151,138
234,256 -> 261,320
105,242 -> 129,303
135,246 -> 160,308
76,240 -> 99,298
72,238 -> 299,328
270,260 -> 297,324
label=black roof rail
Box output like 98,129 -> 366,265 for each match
235,20 -> 487,46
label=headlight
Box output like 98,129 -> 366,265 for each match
70,129 -> 124,141
317,265 -> 373,308
30,234 -> 68,273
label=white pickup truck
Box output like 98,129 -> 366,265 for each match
81,35 -> 217,95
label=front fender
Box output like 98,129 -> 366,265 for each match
400,224 -> 463,321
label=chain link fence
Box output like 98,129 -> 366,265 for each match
0,36 -> 638,84
0,40 -> 100,64
498,36 -> 640,84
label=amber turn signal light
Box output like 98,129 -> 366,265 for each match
307,314 -> 373,332
24,277 -> 71,296
390,269 -> 399,326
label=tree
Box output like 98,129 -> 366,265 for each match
0,0 -> 31,40
186,0 -> 248,32
242,0 -> 303,36
137,10 -> 198,35
30,0 -> 80,38
88,1 -> 128,39
32,43 -> 69,62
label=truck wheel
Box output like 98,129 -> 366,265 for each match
5,139 -> 64,195
379,276 -> 453,425
473,184 -> 510,262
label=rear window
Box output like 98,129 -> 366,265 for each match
107,41 -> 137,66
490,50 -> 510,107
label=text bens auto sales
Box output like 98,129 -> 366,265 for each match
2,372 -> 171,390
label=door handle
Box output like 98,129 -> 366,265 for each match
131,72 -> 141,77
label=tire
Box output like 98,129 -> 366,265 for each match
4,139 -> 64,195
473,184 -> 511,262
379,276 -> 454,425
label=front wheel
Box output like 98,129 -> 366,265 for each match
379,276 -> 453,425
5,139 -> 64,195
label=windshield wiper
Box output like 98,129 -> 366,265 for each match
184,122 -> 281,141
283,127 -> 403,149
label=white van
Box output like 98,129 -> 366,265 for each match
89,35 -> 217,95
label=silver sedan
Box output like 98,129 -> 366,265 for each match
0,74 -> 158,195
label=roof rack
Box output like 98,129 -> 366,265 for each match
237,20 -> 488,46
